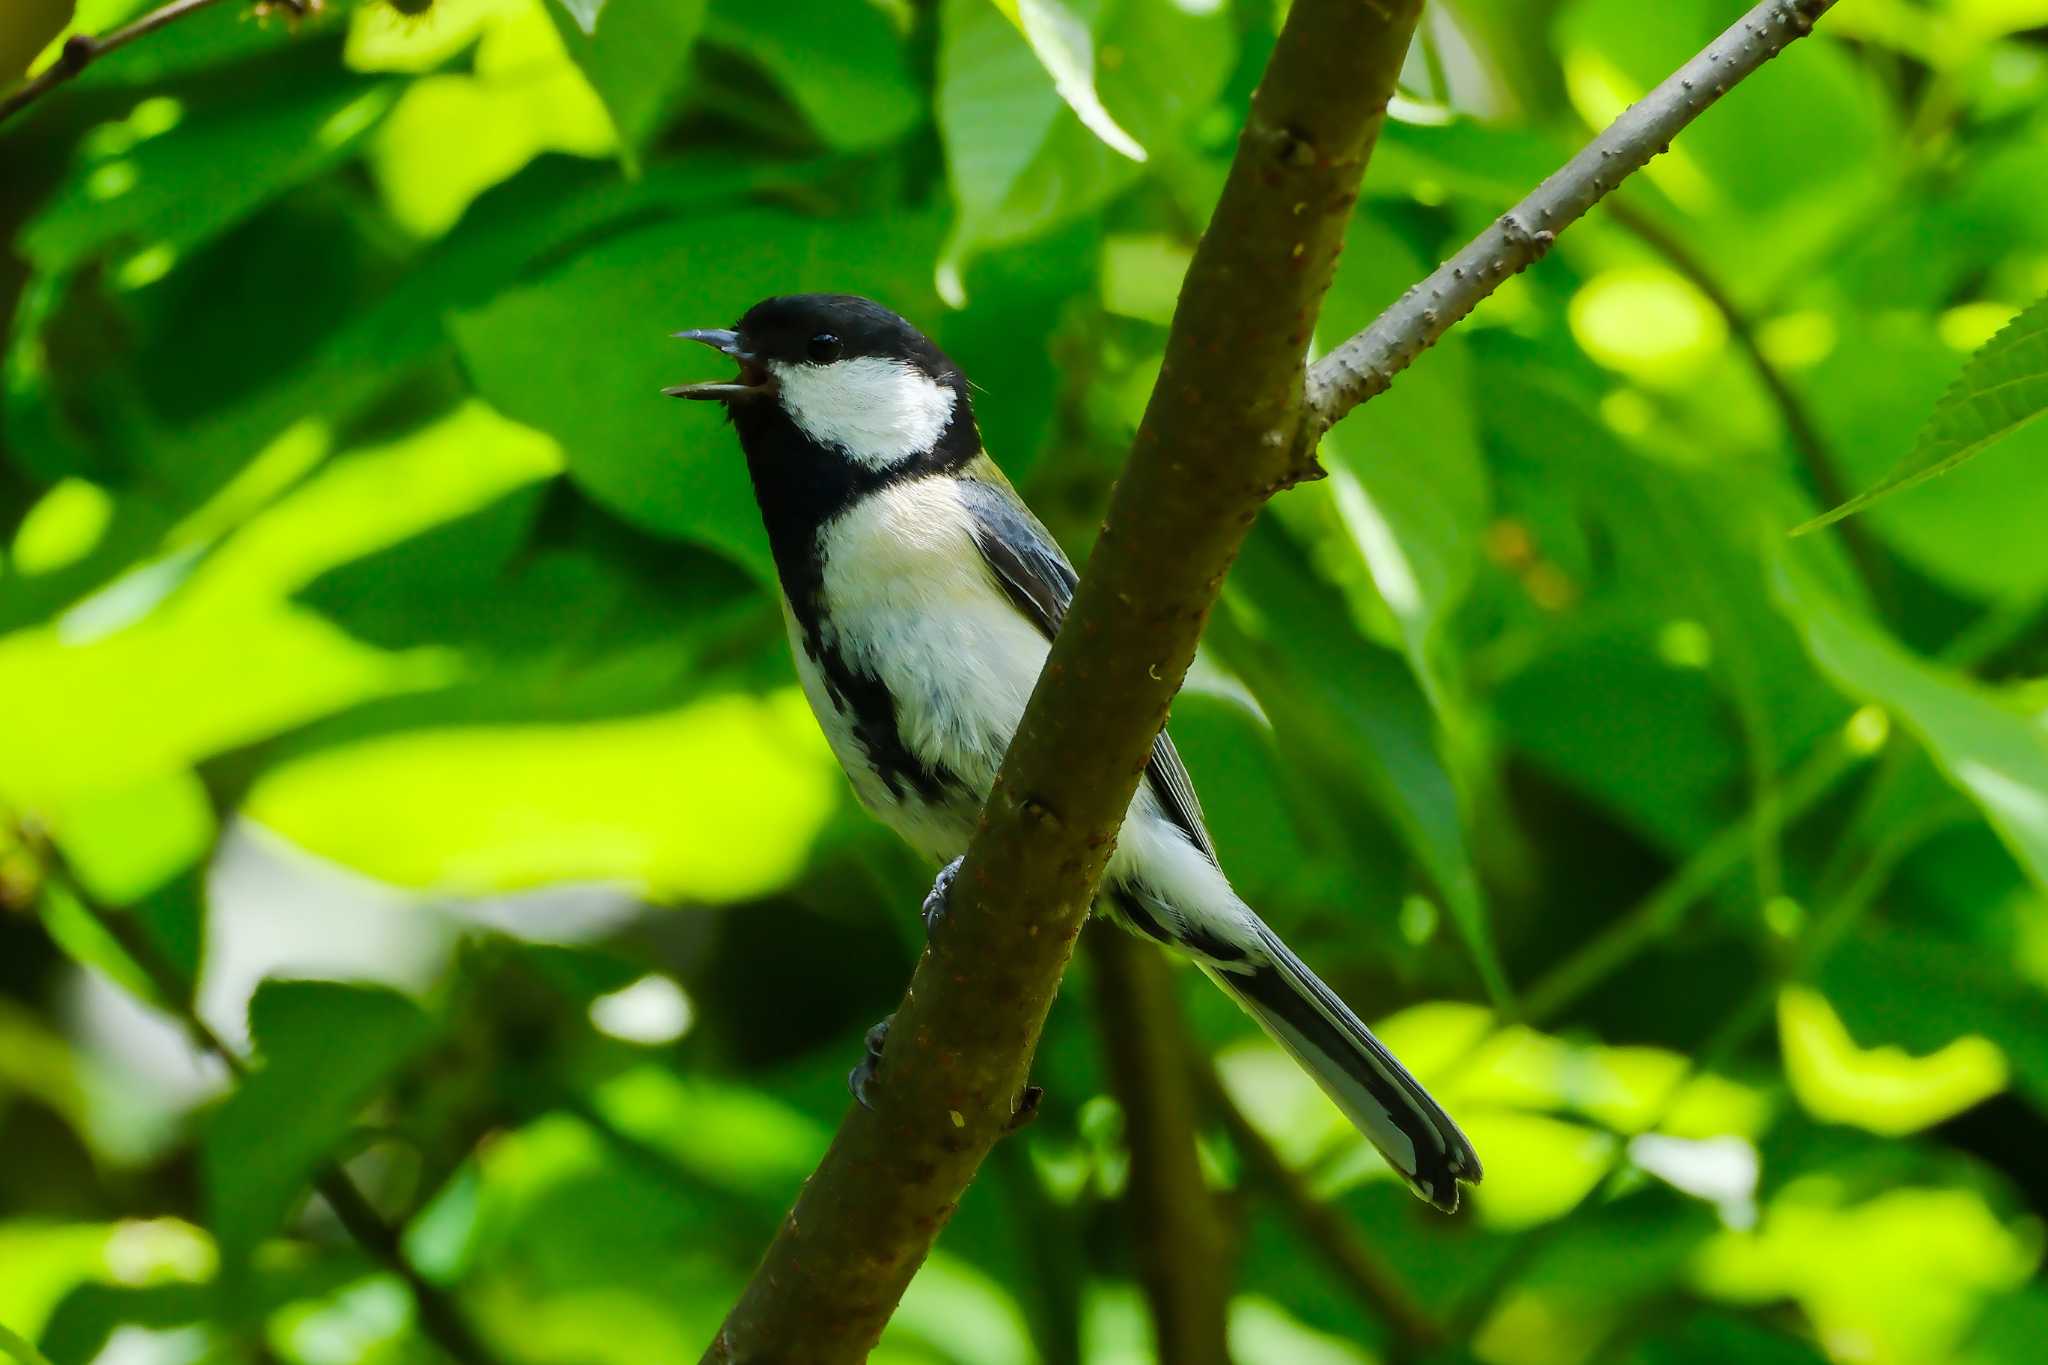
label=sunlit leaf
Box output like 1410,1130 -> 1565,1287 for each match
1778,985 -> 2008,1136
368,0 -> 615,237
1798,290 -> 2048,532
1691,1185 -> 2038,1365
244,689 -> 838,901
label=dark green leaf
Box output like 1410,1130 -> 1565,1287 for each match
546,0 -> 708,167
205,981 -> 436,1275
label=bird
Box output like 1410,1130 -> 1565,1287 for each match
667,293 -> 1481,1211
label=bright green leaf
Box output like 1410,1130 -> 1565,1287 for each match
243,689 -> 839,901
1798,290 -> 2048,532
1778,985 -> 2008,1135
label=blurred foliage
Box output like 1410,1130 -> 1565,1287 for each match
3,1 -> 2048,1363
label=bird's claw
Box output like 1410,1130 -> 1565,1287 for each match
848,1014 -> 894,1109
921,856 -> 964,939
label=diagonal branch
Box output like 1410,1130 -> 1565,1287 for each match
702,2 -> 1427,1360
706,1 -> 1848,1358
1304,0 -> 1841,437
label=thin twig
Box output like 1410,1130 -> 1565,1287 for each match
1603,199 -> 1893,604
34,847 -> 498,1365
1304,0 -> 1841,437
1191,1063 -> 1445,1357
1086,929 -> 1233,1365
1,0 -> 228,127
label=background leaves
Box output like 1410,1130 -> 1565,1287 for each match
4,1 -> 2048,1362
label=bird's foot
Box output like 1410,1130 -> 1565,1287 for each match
921,856 -> 964,939
848,1014 -> 894,1110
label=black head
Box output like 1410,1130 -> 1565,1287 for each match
667,294 -> 978,475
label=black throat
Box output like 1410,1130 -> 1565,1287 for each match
726,394 -> 981,803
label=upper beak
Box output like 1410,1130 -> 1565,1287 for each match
665,329 -> 774,401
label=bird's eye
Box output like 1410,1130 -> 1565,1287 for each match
806,333 -> 842,363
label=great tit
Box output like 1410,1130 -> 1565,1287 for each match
668,293 -> 1481,1211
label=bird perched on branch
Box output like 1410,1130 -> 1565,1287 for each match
668,294 -> 1481,1211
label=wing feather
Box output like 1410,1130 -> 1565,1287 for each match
954,467 -> 1215,860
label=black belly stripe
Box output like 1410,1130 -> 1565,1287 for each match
804,633 -> 957,804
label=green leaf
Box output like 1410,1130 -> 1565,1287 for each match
546,0 -> 707,167
704,0 -> 921,151
242,690 -> 840,902
937,0 -> 1231,287
1217,520 -> 1511,1008
19,58 -> 393,278
553,0 -> 605,35
1797,291 -> 2048,533
1315,211 -> 1487,706
0,1321 -> 56,1365
205,981 -> 436,1275
1774,555 -> 2048,896
990,0 -> 1146,162
450,206 -> 943,574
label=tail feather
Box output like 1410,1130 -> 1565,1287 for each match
1212,926 -> 1481,1211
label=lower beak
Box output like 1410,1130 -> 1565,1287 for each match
665,328 -> 774,401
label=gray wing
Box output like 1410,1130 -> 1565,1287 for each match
955,475 -> 1216,861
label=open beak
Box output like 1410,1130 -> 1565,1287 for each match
665,328 -> 774,401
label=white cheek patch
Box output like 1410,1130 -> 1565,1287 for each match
770,356 -> 958,469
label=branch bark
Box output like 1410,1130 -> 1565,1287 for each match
1303,0 -> 1841,438
706,0 -> 1847,1357
0,0 -> 232,128
702,2 -> 1426,1359
1087,928 -> 1233,1365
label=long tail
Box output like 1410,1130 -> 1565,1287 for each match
1210,923 -> 1482,1211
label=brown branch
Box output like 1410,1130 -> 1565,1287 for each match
1603,199 -> 1893,603
1304,0 -> 1842,437
0,0 -> 229,127
1086,928 -> 1234,1365
32,842 -> 499,1365
706,0 -> 1848,1357
701,2 -> 1427,1359
1190,1063 -> 1445,1357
